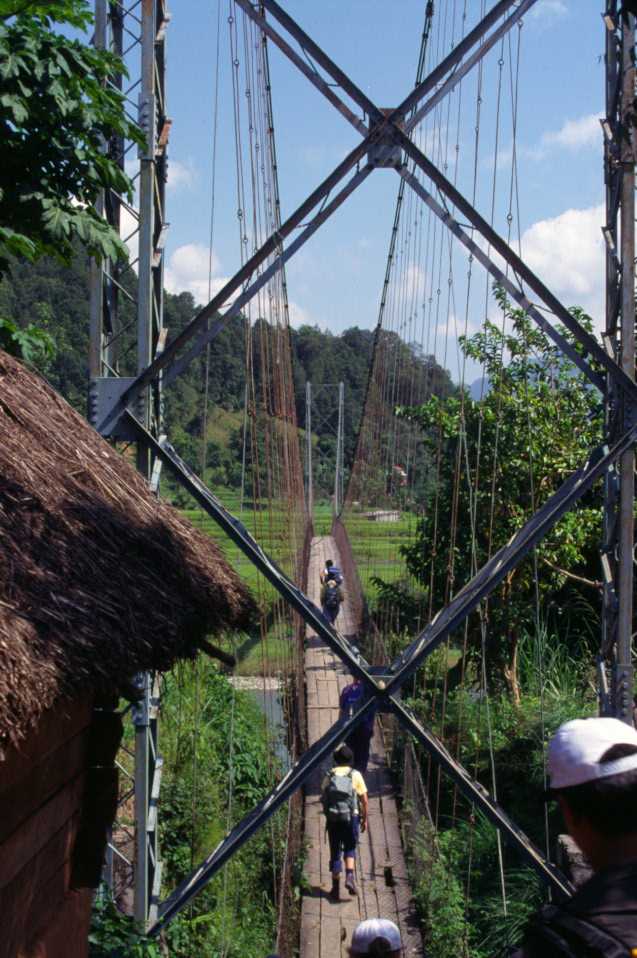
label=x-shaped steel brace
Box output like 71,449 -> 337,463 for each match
93,0 -> 637,933
134,405 -> 637,934
97,0 -> 637,442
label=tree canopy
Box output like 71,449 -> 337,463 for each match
0,0 -> 140,278
395,289 -> 603,699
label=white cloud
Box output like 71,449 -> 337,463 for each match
164,243 -> 228,305
167,158 -> 197,192
521,203 -> 604,325
529,0 -> 567,23
119,205 -> 139,265
287,300 -> 313,328
541,113 -> 602,152
495,112 -> 602,170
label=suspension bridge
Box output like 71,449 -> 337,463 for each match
2,0 -> 635,956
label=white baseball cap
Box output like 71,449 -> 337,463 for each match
548,717 -> 637,790
350,918 -> 402,954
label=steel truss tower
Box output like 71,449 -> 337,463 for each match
89,0 -> 170,927
600,4 -> 636,723
85,0 -> 637,934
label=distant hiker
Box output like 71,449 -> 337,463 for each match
340,669 -> 375,775
508,717 -> 637,957
321,576 -> 343,624
322,743 -> 368,901
349,918 -> 402,957
320,558 -> 343,585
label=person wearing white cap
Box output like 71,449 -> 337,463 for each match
510,717 -> 637,957
349,918 -> 402,957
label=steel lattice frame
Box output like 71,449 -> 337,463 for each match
90,0 -> 636,935
89,0 -> 170,927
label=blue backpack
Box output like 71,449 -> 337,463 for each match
324,565 -> 343,585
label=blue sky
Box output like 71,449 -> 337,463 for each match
138,0 -> 606,372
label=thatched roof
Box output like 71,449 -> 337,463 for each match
0,350 -> 256,755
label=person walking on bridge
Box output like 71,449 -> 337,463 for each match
509,717 -> 637,957
322,743 -> 368,901
320,557 -> 343,585
320,575 -> 344,625
340,659 -> 376,775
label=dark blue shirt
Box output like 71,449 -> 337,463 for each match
340,681 -> 375,735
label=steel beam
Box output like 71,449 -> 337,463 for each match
602,5 -> 636,721
86,0 -> 637,928
397,165 -> 605,390
389,698 -> 572,897
388,427 -> 637,685
395,129 -> 637,400
161,165 -> 373,390
128,408 -> 635,929
90,0 -> 168,926
125,412 -> 376,688
97,146 -> 374,436
239,0 -> 637,400
403,0 -> 535,133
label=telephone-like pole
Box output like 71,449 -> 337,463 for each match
89,0 -> 169,925
333,382 -> 345,516
601,3 -> 636,723
305,381 -> 313,519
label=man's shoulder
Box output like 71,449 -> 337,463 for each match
352,770 -> 367,793
512,872 -> 637,958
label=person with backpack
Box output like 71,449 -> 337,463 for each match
509,717 -> 637,957
320,558 -> 343,586
340,671 -> 376,775
321,576 -> 344,624
321,743 -> 368,901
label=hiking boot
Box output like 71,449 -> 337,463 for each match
345,874 -> 357,896
329,878 -> 340,902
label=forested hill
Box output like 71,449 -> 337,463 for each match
0,251 -> 454,493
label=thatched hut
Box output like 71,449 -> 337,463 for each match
0,350 -> 255,958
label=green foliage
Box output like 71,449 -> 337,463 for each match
89,892 -> 160,958
400,633 -> 597,957
156,664 -> 283,957
409,819 -> 471,958
396,289 -> 603,694
0,312 -> 54,365
0,0 -> 142,276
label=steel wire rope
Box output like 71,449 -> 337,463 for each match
220,7 -> 263,944
449,0 -> 484,835
342,0 -> 437,647
241,14 -> 284,905
504,18 -> 552,878
464,23 -> 522,922
185,5 -> 226,903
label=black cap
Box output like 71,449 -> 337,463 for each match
334,742 -> 354,764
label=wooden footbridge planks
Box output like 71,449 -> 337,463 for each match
301,536 -> 423,958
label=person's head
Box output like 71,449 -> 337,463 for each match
334,742 -> 354,766
325,559 -> 333,569
349,919 -> 401,957
548,717 -> 637,868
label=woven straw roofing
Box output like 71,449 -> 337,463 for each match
0,350 -> 256,755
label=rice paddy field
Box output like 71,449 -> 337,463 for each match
340,506 -> 419,606
183,490 -> 303,597
186,496 -> 419,601
181,491 -> 421,672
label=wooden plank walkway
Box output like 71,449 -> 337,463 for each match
301,536 -> 423,958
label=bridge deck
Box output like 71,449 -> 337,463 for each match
301,535 -> 422,958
